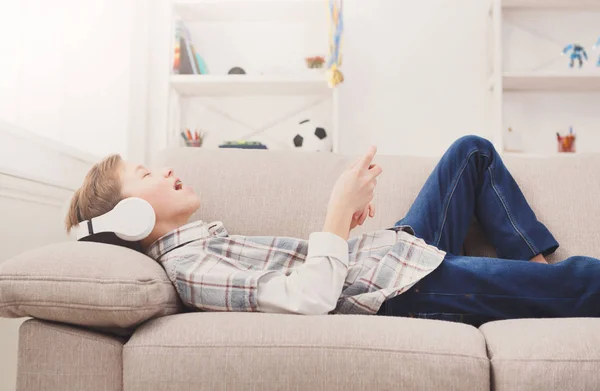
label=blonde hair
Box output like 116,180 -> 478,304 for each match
65,154 -> 124,234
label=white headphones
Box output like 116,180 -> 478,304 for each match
76,198 -> 156,245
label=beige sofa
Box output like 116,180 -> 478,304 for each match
2,148 -> 600,391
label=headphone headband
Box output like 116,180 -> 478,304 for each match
76,198 -> 156,244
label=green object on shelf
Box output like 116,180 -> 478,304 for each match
224,140 -> 263,146
195,53 -> 208,74
220,140 -> 267,150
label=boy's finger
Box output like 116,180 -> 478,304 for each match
369,204 -> 375,218
359,210 -> 368,225
361,205 -> 371,224
368,164 -> 383,179
357,146 -> 377,170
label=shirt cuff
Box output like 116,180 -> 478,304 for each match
307,232 -> 349,267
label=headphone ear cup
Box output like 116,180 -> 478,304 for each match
76,197 -> 156,242
111,198 -> 156,241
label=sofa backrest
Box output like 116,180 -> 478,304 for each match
158,148 -> 600,262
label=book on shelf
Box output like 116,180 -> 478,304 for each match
173,20 -> 207,75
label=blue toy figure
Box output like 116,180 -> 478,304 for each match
562,44 -> 588,68
594,37 -> 600,67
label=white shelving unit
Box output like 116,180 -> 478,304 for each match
170,74 -> 330,97
173,0 -> 325,22
160,0 -> 338,152
503,0 -> 600,9
488,0 -> 600,153
503,72 -> 600,91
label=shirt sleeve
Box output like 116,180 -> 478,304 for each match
257,232 -> 349,315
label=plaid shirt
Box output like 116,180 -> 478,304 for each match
147,221 -> 446,315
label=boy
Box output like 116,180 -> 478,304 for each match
66,136 -> 600,326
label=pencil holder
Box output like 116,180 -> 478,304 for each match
185,140 -> 203,147
557,135 -> 576,153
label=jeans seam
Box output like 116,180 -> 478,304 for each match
435,149 -> 478,247
487,166 -> 539,256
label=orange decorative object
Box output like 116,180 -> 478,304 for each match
305,56 -> 326,69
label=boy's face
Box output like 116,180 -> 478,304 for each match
120,162 -> 200,225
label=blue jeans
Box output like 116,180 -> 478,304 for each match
377,135 -> 600,326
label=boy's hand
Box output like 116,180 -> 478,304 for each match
324,146 -> 381,241
350,203 -> 375,231
327,146 -> 382,215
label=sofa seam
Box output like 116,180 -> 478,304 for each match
0,276 -> 172,285
1,302 -> 180,310
124,344 -> 488,361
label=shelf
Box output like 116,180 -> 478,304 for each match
503,73 -> 600,91
173,0 -> 326,23
170,74 -> 331,96
503,0 -> 600,9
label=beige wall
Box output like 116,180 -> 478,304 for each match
0,1 -> 147,388
0,122 -> 92,391
338,0 -> 491,156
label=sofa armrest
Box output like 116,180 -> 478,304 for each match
17,319 -> 124,391
0,242 -> 183,328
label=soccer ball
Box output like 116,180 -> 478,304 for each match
292,119 -> 332,152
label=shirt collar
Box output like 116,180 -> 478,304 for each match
145,220 -> 227,260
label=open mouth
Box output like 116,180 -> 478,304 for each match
174,179 -> 183,191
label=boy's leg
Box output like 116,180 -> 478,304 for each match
397,135 -> 558,259
381,254 -> 600,326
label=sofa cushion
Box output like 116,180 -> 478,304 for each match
0,242 -> 182,328
480,318 -> 600,391
124,313 -> 489,391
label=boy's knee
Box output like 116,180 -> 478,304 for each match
451,135 -> 494,154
